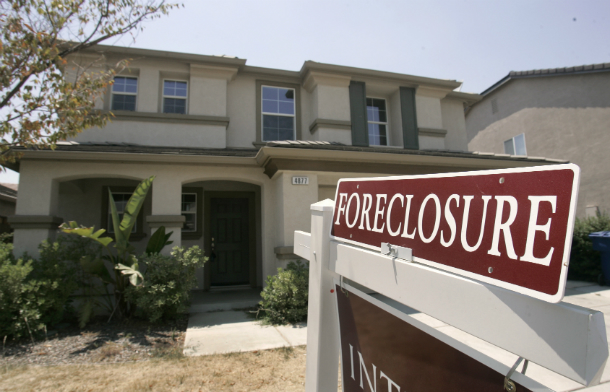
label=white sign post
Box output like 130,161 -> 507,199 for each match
296,198 -> 608,391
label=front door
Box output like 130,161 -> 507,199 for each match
210,197 -> 250,286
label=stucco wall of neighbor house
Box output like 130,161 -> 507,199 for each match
466,73 -> 610,142
469,107 -> 610,217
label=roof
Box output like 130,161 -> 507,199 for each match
41,140 -> 565,165
264,141 -> 566,164
481,62 -> 610,96
80,44 -> 475,95
0,183 -> 17,203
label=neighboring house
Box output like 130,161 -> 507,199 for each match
466,63 -> 610,218
7,45 -> 562,290
0,183 -> 17,236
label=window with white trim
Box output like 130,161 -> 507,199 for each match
366,97 -> 388,146
108,192 -> 136,233
504,133 -> 527,156
181,193 -> 197,232
262,86 -> 295,141
163,80 -> 188,114
111,77 -> 137,111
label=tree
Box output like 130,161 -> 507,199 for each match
0,0 -> 180,164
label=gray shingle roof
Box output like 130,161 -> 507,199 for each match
27,141 -> 567,165
481,62 -> 610,96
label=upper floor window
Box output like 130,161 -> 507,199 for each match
367,98 -> 388,146
111,76 -> 137,111
163,80 -> 188,114
262,86 -> 295,141
504,133 -> 527,156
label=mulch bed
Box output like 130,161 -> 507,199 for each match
0,315 -> 188,367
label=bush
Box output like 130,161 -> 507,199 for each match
0,247 -> 43,340
32,237 -> 96,326
126,246 -> 207,323
569,212 -> 610,282
0,236 -> 99,340
258,260 -> 309,325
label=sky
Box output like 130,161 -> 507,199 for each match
1,0 -> 608,184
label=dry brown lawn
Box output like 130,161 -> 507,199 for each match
0,346 -> 313,392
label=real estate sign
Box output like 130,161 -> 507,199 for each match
335,282 -> 546,392
331,164 -> 580,302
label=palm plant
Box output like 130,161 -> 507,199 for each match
60,176 -> 172,324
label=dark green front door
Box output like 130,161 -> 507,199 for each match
210,198 -> 250,286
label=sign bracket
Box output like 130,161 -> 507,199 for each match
504,357 -> 529,391
381,242 -> 413,262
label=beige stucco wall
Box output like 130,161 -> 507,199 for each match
0,199 -> 15,218
14,159 -> 279,285
466,73 -> 610,142
416,95 -> 444,130
73,121 -> 227,149
226,75 -> 257,147
441,98 -> 469,151
467,72 -> 610,217
66,52 -> 473,151
469,107 -> 610,217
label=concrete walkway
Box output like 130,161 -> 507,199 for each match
183,281 -> 610,391
183,310 -> 306,356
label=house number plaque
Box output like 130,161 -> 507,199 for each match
292,176 -> 309,185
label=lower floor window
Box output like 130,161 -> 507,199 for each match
182,193 -> 197,232
108,192 -> 136,233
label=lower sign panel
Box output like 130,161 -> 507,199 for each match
334,282 -> 551,392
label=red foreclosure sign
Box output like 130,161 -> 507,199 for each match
331,164 -> 580,302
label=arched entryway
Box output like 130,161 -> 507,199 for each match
182,180 -> 262,291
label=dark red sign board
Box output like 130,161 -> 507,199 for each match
335,284 -> 540,392
331,165 -> 580,302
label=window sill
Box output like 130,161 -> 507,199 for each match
107,111 -> 230,128
182,232 -> 202,241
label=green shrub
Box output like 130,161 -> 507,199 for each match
32,237 -> 93,326
126,246 -> 207,323
569,212 -> 610,282
0,236 -> 100,340
0,244 -> 46,340
258,260 -> 309,325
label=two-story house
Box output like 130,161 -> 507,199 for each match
7,45 -> 564,290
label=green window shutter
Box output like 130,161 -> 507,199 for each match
400,87 -> 419,150
349,81 -> 369,147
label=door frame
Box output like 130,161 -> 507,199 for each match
203,191 -> 257,290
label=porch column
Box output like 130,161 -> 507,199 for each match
10,172 -> 61,257
147,175 -> 183,255
273,172 -> 319,267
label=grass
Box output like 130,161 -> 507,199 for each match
0,345 -> 310,392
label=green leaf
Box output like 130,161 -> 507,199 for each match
78,300 -> 94,329
116,263 -> 144,287
59,222 -> 113,247
146,226 -> 174,255
80,258 -> 114,285
116,176 -> 154,242
108,189 -> 126,248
